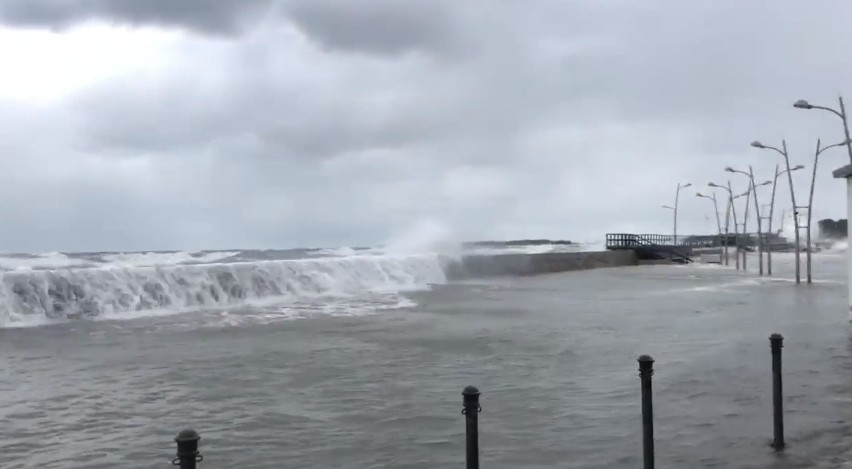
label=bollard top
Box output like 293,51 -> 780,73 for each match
637,354 -> 654,364
638,355 -> 654,374
175,429 -> 201,443
462,385 -> 480,398
770,333 -> 784,348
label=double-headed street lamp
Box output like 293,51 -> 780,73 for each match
750,140 -> 802,283
708,181 -> 737,268
794,99 -> 852,309
726,166 -> 771,275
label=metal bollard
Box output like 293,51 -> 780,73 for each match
770,334 -> 785,451
173,429 -> 203,468
638,355 -> 655,469
462,386 -> 481,469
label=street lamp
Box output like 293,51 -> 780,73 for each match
765,164 -> 805,276
726,166 -> 769,275
733,187 -> 752,271
750,140 -> 802,283
671,182 -> 692,245
794,99 -> 852,318
709,181 -> 737,268
695,193 -> 722,234
803,138 -> 850,283
696,191 -> 722,252
793,99 -> 852,163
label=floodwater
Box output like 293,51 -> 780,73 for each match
2,251 -> 851,468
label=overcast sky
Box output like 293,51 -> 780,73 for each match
1,0 -> 852,252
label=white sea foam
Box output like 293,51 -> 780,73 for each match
100,250 -> 239,267
313,246 -> 360,257
0,252 -> 95,271
824,240 -> 848,254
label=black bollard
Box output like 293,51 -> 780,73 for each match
770,333 -> 785,451
173,429 -> 203,468
462,386 -> 481,469
638,355 -> 655,469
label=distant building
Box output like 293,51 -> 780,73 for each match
818,219 -> 848,239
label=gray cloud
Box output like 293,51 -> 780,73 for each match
0,0 -> 271,35
0,0 -> 851,252
281,0 -> 464,57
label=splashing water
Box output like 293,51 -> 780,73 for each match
382,219 -> 464,257
0,254 -> 449,327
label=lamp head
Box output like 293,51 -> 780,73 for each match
793,99 -> 813,109
707,182 -> 719,188
696,192 -> 704,197
792,164 -> 805,171
682,182 -> 692,188
750,140 -> 765,148
724,167 -> 735,173
759,180 -> 772,186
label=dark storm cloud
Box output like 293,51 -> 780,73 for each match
1,0 -> 852,251
281,0 -> 464,57
0,0 -> 271,35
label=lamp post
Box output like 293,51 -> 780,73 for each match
805,139 -> 849,283
751,140 -> 802,283
727,166 -> 771,275
696,192 -> 723,258
709,181 -> 737,268
794,98 -> 852,315
766,164 -> 805,276
672,182 -> 692,245
734,188 -> 751,271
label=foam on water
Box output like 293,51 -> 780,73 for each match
100,250 -> 240,267
824,239 -> 848,254
0,252 -> 96,271
0,254 -> 448,327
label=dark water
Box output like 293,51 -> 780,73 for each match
1,252 -> 851,468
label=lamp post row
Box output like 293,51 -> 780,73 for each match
668,154 -> 819,279
666,96 -> 851,292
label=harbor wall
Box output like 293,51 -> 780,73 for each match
445,250 -> 639,279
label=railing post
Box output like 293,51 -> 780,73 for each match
638,355 -> 655,469
173,429 -> 202,468
770,334 -> 785,451
462,386 -> 481,469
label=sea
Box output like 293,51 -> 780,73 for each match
1,241 -> 852,468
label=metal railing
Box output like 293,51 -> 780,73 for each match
605,233 -> 717,248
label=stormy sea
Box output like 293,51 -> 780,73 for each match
2,241 -> 852,468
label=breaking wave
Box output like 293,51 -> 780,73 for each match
0,254 -> 449,327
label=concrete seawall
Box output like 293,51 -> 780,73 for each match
445,250 -> 639,279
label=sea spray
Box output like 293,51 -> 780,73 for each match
382,218 -> 466,258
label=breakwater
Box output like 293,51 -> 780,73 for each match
446,250 -> 638,279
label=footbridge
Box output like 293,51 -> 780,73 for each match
604,233 -> 713,264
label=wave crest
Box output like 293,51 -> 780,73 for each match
0,254 -> 447,326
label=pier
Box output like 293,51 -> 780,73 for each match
604,233 -> 702,264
